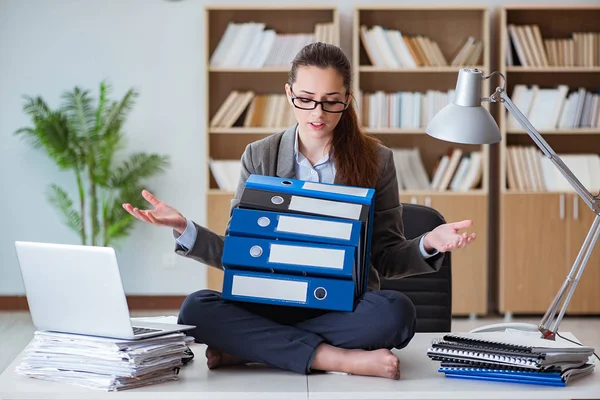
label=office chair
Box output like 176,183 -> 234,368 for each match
379,203 -> 452,332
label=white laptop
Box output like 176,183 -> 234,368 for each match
14,241 -> 196,340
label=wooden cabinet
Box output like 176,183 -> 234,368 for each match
499,193 -> 568,314
499,193 -> 600,315
407,194 -> 488,316
566,195 -> 600,314
497,5 -> 600,315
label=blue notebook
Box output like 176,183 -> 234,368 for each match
439,364 -> 595,387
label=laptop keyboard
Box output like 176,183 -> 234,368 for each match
133,326 -> 161,335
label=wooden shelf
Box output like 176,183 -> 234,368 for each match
206,5 -> 340,11
498,5 -> 600,316
507,67 -> 600,73
359,66 -> 484,73
208,189 -> 487,196
507,129 -> 600,135
209,67 -> 290,73
209,127 -> 286,134
364,128 -> 427,134
205,5 -> 340,292
355,6 -> 490,317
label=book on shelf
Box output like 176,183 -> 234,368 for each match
427,331 -> 596,387
506,145 -> 600,193
360,25 -> 482,68
449,36 -> 484,67
393,147 -> 482,193
359,89 -> 455,129
507,24 -> 600,67
210,159 -> 242,192
210,91 -> 297,129
507,84 -> 600,131
430,149 -> 483,193
210,21 -> 336,68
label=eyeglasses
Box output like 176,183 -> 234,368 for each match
289,87 -> 349,113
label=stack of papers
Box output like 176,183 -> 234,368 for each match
15,331 -> 194,391
427,331 -> 596,386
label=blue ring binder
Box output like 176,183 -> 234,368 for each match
222,174 -> 375,311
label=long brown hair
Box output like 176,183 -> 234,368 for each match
288,42 -> 381,188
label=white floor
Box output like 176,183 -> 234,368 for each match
2,311 -> 599,374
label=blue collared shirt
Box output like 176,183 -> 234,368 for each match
175,129 -> 437,259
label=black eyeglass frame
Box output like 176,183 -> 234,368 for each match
289,87 -> 350,113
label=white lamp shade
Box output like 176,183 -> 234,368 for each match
426,102 -> 502,145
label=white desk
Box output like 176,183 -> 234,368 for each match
1,333 -> 599,400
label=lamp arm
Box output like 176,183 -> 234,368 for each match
496,89 -> 600,215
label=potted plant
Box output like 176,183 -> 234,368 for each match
15,81 -> 169,247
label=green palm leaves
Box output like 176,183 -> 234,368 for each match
16,81 -> 169,247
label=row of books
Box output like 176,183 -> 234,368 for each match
507,24 -> 600,67
360,25 -> 482,68
506,145 -> 600,193
427,331 -> 595,387
357,90 -> 455,129
15,330 -> 194,391
211,84 -> 600,131
209,21 -> 335,68
210,91 -> 296,128
508,85 -> 600,131
430,149 -> 483,192
209,147 -> 482,193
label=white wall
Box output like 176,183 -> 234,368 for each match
1,0 -> 595,296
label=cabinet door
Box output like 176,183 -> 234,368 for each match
566,195 -> 600,314
499,193 -> 568,314
206,192 -> 234,291
426,194 -> 488,316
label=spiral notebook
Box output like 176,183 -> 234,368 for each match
427,331 -> 596,385
441,331 -> 595,354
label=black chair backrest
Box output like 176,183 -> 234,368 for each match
379,203 -> 452,332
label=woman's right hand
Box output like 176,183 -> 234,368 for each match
122,190 -> 187,234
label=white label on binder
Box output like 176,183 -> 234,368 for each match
276,215 -> 352,240
269,243 -> 345,269
302,181 -> 369,197
231,275 -> 308,302
289,196 -> 362,220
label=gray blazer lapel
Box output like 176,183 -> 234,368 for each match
276,124 -> 297,179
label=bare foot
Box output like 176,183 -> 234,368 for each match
205,347 -> 248,369
311,344 -> 401,380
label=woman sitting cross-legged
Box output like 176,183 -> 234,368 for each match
123,42 -> 475,380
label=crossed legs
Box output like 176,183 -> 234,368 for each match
177,289 -> 416,379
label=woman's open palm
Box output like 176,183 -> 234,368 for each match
122,190 -> 186,233
424,220 -> 476,253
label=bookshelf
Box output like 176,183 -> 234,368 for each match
498,5 -> 600,316
204,5 -> 340,291
353,6 -> 490,317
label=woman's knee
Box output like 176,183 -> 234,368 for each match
177,289 -> 222,326
367,290 -> 417,348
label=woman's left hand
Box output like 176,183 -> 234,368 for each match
422,220 -> 476,253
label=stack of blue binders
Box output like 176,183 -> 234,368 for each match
220,174 -> 375,312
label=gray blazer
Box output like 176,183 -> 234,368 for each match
175,125 -> 444,291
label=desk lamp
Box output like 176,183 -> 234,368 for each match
426,68 -> 600,340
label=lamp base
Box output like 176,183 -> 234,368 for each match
469,322 -> 541,335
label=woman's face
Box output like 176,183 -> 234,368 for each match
285,66 -> 349,141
